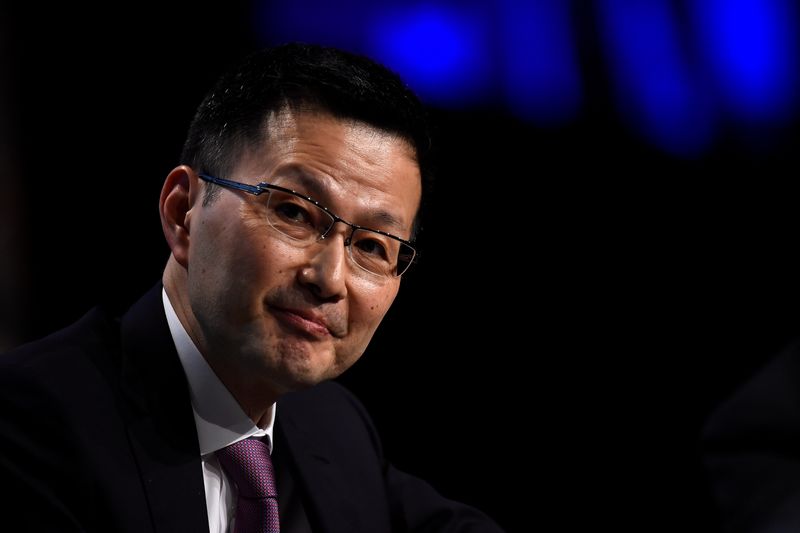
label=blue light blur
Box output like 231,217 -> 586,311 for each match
690,0 -> 799,124
598,0 -> 714,157
366,4 -> 492,106
253,0 -> 371,53
253,0 -> 800,156
253,0 -> 578,118
500,0 -> 582,124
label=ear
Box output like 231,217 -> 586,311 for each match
159,165 -> 202,268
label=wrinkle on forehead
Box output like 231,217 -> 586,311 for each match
262,107 -> 416,165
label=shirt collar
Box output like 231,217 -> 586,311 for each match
162,288 -> 276,456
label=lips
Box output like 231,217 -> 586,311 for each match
270,305 -> 347,338
265,287 -> 348,338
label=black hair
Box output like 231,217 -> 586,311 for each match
180,42 -> 434,238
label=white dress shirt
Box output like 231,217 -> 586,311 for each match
162,289 -> 276,533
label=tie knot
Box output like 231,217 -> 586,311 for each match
217,438 -> 278,499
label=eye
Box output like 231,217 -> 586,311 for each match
273,199 -> 314,226
354,235 -> 390,260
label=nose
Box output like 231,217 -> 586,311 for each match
297,231 -> 348,301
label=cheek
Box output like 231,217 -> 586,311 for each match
352,283 -> 400,333
227,224 -> 301,281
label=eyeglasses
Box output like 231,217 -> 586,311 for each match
198,173 -> 417,278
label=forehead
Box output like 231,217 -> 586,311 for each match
237,108 -> 422,234
263,107 -> 418,166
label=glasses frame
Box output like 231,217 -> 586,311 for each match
197,173 -> 417,277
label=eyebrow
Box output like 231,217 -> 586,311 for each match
268,165 -> 410,235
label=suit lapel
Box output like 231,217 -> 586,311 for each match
275,407 -> 358,533
119,284 -> 209,533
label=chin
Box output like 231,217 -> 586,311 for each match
269,344 -> 355,392
277,355 -> 338,388
273,367 -> 331,393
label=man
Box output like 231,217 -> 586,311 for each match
0,43 -> 503,532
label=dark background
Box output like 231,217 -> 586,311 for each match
3,1 -> 800,531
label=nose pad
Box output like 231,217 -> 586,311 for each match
298,231 -> 349,300
320,223 -> 357,261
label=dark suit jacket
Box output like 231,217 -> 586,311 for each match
0,285 -> 503,532
702,340 -> 800,533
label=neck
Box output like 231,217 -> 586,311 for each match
162,256 -> 280,426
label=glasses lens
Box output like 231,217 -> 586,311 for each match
265,188 -> 415,278
265,190 -> 333,241
349,228 -> 416,277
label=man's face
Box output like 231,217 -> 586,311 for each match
184,109 -> 421,395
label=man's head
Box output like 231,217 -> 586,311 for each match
159,43 -> 431,413
180,42 -> 432,238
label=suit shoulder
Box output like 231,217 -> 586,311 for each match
704,338 -> 800,445
0,306 -> 121,400
277,381 -> 383,452
278,381 -> 368,419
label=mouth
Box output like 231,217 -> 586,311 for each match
271,307 -> 339,339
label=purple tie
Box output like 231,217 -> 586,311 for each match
217,438 -> 280,533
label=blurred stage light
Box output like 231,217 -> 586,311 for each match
500,0 -> 582,124
691,0 -> 799,125
598,0 -> 714,157
254,0 -> 800,157
367,4 -> 492,107
255,0 -> 580,121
